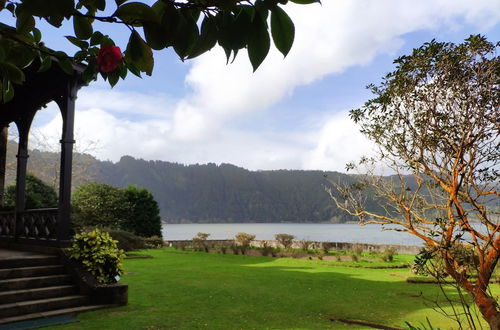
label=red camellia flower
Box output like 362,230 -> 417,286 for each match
97,45 -> 123,73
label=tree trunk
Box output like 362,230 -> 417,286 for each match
474,289 -> 500,330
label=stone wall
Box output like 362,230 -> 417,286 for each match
165,239 -> 421,254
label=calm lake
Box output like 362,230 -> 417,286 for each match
161,223 -> 423,246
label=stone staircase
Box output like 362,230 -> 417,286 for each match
0,252 -> 113,325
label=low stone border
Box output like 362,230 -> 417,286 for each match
165,239 -> 421,254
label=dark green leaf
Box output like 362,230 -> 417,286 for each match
82,60 -> 97,83
126,62 -> 141,78
16,12 -> 35,33
95,0 -> 105,11
143,22 -> 168,50
172,9 -> 199,59
124,31 -> 154,75
108,69 -> 120,87
46,15 -> 64,28
90,31 -> 104,46
66,36 -> 89,49
3,79 -> 14,102
32,28 -> 42,42
38,55 -> 52,72
247,13 -> 270,71
7,45 -> 36,68
57,57 -> 74,75
270,6 -> 294,57
0,62 -> 25,84
187,15 -> 217,59
118,63 -> 128,79
73,15 -> 93,39
115,2 -> 159,25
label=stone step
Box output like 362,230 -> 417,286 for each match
0,264 -> 65,279
0,304 -> 118,326
0,285 -> 78,304
0,274 -> 72,291
0,256 -> 60,270
0,295 -> 89,318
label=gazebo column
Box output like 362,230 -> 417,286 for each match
55,80 -> 78,245
0,125 -> 8,207
14,120 -> 32,239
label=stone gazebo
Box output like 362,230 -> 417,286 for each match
0,59 -> 85,248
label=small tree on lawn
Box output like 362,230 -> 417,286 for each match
235,232 -> 255,254
328,35 -> 499,329
275,233 -> 294,249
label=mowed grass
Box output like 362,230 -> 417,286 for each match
52,248 -> 499,329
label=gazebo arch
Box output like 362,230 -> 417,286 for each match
0,59 -> 86,247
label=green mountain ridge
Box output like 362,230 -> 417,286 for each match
5,141 -> 375,223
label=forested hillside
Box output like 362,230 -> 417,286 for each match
5,141 -> 381,223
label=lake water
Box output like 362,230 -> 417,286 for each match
162,223 -> 423,246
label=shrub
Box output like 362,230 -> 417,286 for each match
350,254 -> 359,262
192,232 -> 210,251
235,232 -> 256,255
299,240 -> 312,251
381,247 -> 397,262
231,244 -> 239,254
108,229 -> 146,251
321,242 -> 330,255
260,241 -> 273,256
144,236 -> 164,248
352,244 -> 363,256
68,228 -> 125,284
275,233 -> 295,249
315,250 -> 324,260
219,245 -> 227,254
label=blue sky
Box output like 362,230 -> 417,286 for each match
23,0 -> 500,172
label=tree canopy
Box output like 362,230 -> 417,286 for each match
72,182 -> 162,237
123,185 -> 162,237
0,0 -> 318,103
4,173 -> 58,209
330,35 -> 500,328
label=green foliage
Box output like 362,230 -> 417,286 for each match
234,232 -> 255,249
235,232 -> 255,254
298,240 -> 312,251
381,247 -> 396,262
122,185 -> 162,238
192,232 -> 210,252
107,229 -> 146,252
144,235 -> 164,249
0,0 -> 314,101
275,233 -> 294,249
71,182 -> 129,230
71,183 -> 162,238
68,228 -> 125,284
4,173 -> 58,209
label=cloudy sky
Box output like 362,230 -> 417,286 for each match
29,0 -> 500,172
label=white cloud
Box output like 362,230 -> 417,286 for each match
31,0 -> 500,171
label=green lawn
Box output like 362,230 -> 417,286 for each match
52,248 -> 498,329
